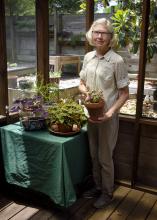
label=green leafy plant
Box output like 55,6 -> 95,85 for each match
48,99 -> 87,129
58,32 -> 84,47
49,71 -> 62,78
70,33 -> 84,47
7,62 -> 17,67
18,79 -> 34,90
112,9 -> 137,48
112,1 -> 157,61
36,81 -> 59,104
85,90 -> 104,103
49,71 -> 62,85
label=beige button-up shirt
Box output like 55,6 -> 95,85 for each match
79,49 -> 129,110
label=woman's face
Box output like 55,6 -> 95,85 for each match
92,24 -> 112,49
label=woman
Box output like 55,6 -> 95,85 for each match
79,18 -> 129,209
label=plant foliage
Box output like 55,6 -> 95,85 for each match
85,90 -> 104,104
48,99 -> 87,127
112,0 -> 157,61
36,81 -> 59,104
5,0 -> 35,16
49,0 -> 82,13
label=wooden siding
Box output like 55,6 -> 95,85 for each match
114,120 -> 157,191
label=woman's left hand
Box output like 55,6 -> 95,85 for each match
88,110 -> 114,123
98,111 -> 114,121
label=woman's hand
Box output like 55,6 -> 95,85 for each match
98,110 -> 114,121
85,92 -> 91,102
88,110 -> 114,123
89,86 -> 129,124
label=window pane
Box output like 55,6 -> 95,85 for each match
5,0 -> 37,108
142,0 -> 157,120
48,1 -> 85,100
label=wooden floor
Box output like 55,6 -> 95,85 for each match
0,185 -> 157,220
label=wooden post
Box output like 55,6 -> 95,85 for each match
85,0 -> 94,53
132,0 -> 150,187
53,7 -> 59,55
0,0 -> 8,115
35,0 -> 49,84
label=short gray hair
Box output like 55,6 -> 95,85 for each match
86,18 -> 117,48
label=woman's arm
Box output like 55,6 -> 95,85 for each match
79,79 -> 89,96
99,86 -> 129,121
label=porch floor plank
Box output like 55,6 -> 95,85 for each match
127,192 -> 157,220
147,201 -> 157,220
29,209 -> 54,220
10,207 -> 39,220
0,202 -> 25,220
0,185 -> 157,220
104,188 -> 144,220
88,185 -> 131,220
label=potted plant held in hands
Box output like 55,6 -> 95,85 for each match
48,99 -> 87,135
84,90 -> 105,121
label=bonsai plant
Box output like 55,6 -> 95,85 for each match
84,90 -> 105,121
48,99 -> 87,134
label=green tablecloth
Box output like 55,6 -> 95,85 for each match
0,123 -> 90,207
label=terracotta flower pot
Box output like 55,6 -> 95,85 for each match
85,99 -> 105,121
57,123 -> 72,133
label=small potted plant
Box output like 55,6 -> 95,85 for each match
10,96 -> 48,131
49,71 -> 62,85
48,99 -> 87,135
84,90 -> 105,121
18,79 -> 34,90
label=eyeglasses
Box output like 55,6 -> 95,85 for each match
92,31 -> 112,37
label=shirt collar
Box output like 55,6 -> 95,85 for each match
103,49 -> 113,62
92,48 -> 113,62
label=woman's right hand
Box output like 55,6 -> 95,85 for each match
85,92 -> 91,102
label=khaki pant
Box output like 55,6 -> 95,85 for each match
87,114 -> 119,196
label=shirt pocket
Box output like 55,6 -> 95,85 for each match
98,63 -> 115,86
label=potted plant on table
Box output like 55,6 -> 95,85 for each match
48,99 -> 87,135
10,96 -> 48,131
84,90 -> 105,121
